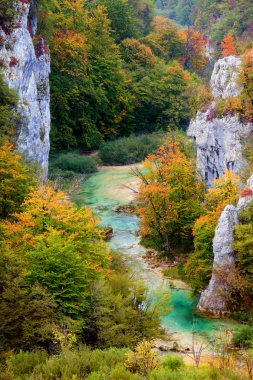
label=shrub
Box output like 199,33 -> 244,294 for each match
161,355 -> 185,371
99,134 -> 164,165
87,364 -> 143,380
232,326 -> 253,348
13,347 -> 130,380
7,350 -> 48,379
32,348 -> 92,379
148,367 -> 241,380
88,348 -> 129,373
52,153 -> 98,174
125,341 -> 159,376
0,1 -> 17,26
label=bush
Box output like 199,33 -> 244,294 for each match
0,1 -> 17,25
148,367 -> 241,380
99,134 -> 164,165
7,350 -> 48,380
86,364 -> 143,380
32,348 -> 92,379
51,153 -> 98,174
8,347 -> 129,380
161,355 -> 185,371
232,325 -> 253,348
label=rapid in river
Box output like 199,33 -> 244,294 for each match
75,165 -> 237,347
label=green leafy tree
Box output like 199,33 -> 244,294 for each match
0,246 -> 55,352
133,62 -> 192,133
26,231 -> 91,319
234,200 -> 253,300
88,271 -> 166,348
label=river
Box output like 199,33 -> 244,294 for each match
75,165 -> 237,347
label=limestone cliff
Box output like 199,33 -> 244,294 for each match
188,56 -> 252,187
190,55 -> 253,314
0,0 -> 50,175
197,175 -> 253,314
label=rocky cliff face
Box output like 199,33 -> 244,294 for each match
197,175 -> 253,314
0,1 -> 50,175
188,56 -> 251,187
190,55 -> 253,314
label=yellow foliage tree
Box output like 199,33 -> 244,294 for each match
0,142 -> 36,219
3,184 -> 110,273
186,171 -> 240,293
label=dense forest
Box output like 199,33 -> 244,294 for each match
0,0 -> 253,379
155,0 -> 253,48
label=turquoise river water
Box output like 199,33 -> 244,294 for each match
75,165 -> 237,346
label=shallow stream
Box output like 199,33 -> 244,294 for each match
75,165 -> 236,347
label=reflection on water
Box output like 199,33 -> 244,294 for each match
75,166 -> 236,344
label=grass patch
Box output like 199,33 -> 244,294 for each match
49,151 -> 99,190
51,152 -> 98,174
98,133 -> 165,165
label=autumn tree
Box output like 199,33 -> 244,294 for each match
49,2 -> 134,149
186,171 -> 240,293
238,49 -> 253,123
0,142 -> 36,219
142,16 -> 184,62
2,183 -> 110,316
3,184 -> 109,269
179,28 -> 208,73
137,140 -> 204,257
221,33 -> 236,56
120,38 -> 157,71
0,182 -> 111,351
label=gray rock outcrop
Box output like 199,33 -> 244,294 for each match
197,175 -> 253,314
188,56 -> 252,187
0,1 -> 50,175
211,55 -> 242,99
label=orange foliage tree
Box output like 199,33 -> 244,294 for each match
221,33 -> 236,57
52,30 -> 88,76
120,38 -> 157,70
136,140 -> 204,257
179,28 -> 208,73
